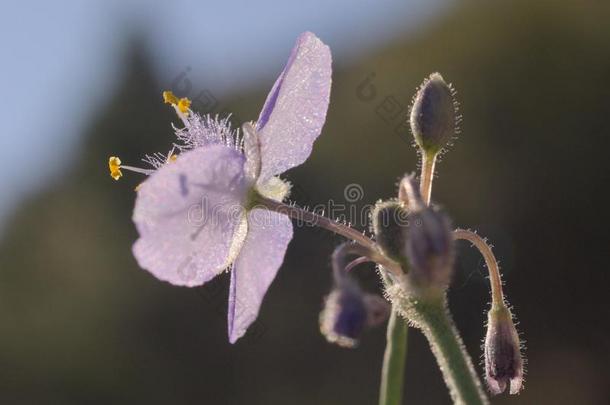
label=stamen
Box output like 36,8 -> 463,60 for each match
177,98 -> 191,114
162,90 -> 191,116
163,91 -> 179,105
108,155 -> 154,180
108,156 -> 123,180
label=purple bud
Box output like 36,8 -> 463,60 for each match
320,284 -> 366,348
409,73 -> 457,154
484,305 -> 524,395
320,282 -> 389,348
405,206 -> 454,289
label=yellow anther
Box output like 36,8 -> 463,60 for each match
108,156 -> 122,181
177,97 -> 191,114
163,91 -> 191,115
163,91 -> 179,105
169,154 -> 178,162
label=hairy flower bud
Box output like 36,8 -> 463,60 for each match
371,200 -> 409,264
405,206 -> 454,290
409,73 -> 457,155
320,282 -> 390,348
484,304 -> 524,395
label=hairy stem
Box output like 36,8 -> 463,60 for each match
256,196 -> 401,274
413,295 -> 488,405
256,196 -> 374,248
379,310 -> 409,405
453,229 -> 504,306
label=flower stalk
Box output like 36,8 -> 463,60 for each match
453,229 -> 504,306
453,229 -> 524,395
419,151 -> 436,206
411,294 -> 488,405
255,195 -> 402,275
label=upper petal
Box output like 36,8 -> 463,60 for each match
227,208 -> 293,343
256,31 -> 332,182
132,145 -> 248,287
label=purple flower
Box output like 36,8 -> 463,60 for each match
130,32 -> 332,343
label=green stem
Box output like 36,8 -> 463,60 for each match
420,152 -> 437,206
413,296 -> 488,405
379,309 -> 408,405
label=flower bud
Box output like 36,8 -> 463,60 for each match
320,282 -> 389,348
409,73 -> 457,155
371,200 -> 409,264
405,205 -> 454,290
484,304 -> 524,395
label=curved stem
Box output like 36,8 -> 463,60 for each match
453,229 -> 504,306
379,310 -> 408,405
419,152 -> 437,206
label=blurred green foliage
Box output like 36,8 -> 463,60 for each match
1,1 -> 609,403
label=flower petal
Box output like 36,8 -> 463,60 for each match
256,31 -> 332,181
132,145 -> 248,287
227,208 -> 293,343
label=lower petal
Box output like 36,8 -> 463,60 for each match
227,208 -> 293,343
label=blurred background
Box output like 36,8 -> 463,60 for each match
1,0 -> 609,403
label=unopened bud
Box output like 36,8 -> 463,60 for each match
409,73 -> 457,155
371,200 -> 409,265
320,282 -> 389,348
405,205 -> 454,290
484,304 -> 524,395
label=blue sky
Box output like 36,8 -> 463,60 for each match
0,0 -> 450,232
